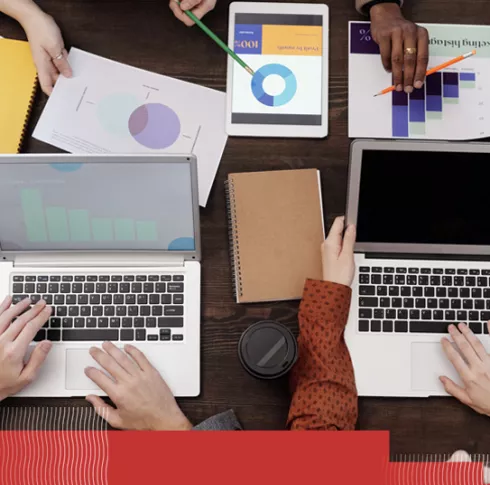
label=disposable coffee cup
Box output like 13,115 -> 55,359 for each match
238,320 -> 298,379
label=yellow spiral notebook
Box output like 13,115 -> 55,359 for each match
0,38 -> 37,153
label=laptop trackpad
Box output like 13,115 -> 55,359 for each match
411,342 -> 462,394
65,349 -> 101,391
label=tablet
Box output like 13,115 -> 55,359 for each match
226,2 -> 329,138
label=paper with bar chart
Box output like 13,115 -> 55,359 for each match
33,48 -> 228,207
349,22 -> 490,140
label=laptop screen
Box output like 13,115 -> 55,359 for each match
0,160 -> 196,252
357,149 -> 490,246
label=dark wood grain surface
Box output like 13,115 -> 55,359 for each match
1,0 -> 490,455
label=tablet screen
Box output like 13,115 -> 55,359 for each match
231,13 -> 324,126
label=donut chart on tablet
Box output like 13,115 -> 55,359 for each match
128,103 -> 181,149
251,64 -> 298,107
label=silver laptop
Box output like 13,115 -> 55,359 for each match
345,139 -> 490,397
0,154 -> 201,397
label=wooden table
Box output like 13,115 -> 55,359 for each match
1,0 -> 490,456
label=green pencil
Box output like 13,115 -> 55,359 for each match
176,1 -> 254,76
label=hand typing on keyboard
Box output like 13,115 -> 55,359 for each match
440,322 -> 490,416
322,216 -> 356,287
85,342 -> 192,430
0,297 -> 52,401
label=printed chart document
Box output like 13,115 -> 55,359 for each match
349,23 -> 490,140
34,48 -> 228,207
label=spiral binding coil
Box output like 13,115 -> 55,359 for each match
225,178 -> 243,299
17,78 -> 38,153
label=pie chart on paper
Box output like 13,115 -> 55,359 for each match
128,103 -> 181,149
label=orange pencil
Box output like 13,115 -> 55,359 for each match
374,50 -> 477,97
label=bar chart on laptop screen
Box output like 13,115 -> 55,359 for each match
21,189 -> 158,244
348,22 -> 490,140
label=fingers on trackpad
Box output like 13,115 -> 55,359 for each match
65,349 -> 100,391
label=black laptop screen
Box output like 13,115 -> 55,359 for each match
357,149 -> 490,246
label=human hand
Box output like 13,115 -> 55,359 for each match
322,216 -> 356,287
440,322 -> 490,416
169,0 -> 216,26
370,3 -> 429,93
0,297 -> 52,401
21,10 -> 72,95
85,342 -> 192,430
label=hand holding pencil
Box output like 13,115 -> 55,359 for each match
169,0 -> 216,27
374,50 -> 477,97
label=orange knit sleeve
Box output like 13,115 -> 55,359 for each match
287,279 -> 358,430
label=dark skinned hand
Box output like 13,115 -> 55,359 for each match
370,3 -> 429,93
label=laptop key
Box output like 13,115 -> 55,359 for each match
81,306 -> 91,316
400,287 -> 410,297
424,287 -> 435,297
418,276 -> 428,286
389,286 -> 399,296
90,295 -> 100,305
66,295 -> 76,305
13,276 -> 24,282
415,298 -> 426,309
62,275 -> 73,282
136,329 -> 146,340
428,299 -> 437,309
78,294 -> 89,305
25,283 -> 35,293
120,283 -> 130,293
126,295 -> 136,305
158,317 -> 184,328
466,277 -> 476,287
148,335 -> 158,341
395,321 -> 408,333
42,295 -> 53,305
93,306 -> 103,316
98,317 -> 109,328
87,275 -> 97,282
50,317 -> 61,328
371,275 -> 381,285
469,322 -> 482,334
374,309 -> 384,319
433,269 -> 443,275
99,276 -> 110,282
140,306 -> 151,316
87,318 -> 97,328
476,300 -> 485,310
445,310 -> 456,320
134,317 -> 144,328
111,276 -> 122,282
410,309 -> 420,319
57,306 -> 67,317
68,306 -> 79,317
433,310 -> 444,320
96,283 -> 107,293
60,283 -> 70,294
34,329 -> 46,342
164,306 -> 184,316
149,275 -> 159,281
172,334 -> 184,341
84,283 -> 95,293
421,310 -> 431,320
397,310 -> 408,319
108,283 -> 118,293
386,309 -> 396,319
124,275 -> 135,282
138,294 -> 148,305
62,318 -> 73,328
12,295 -> 27,304
121,329 -> 134,341
403,298 -> 414,308
463,299 -> 473,310
359,286 -> 375,296
410,321 -> 449,333
116,306 -> 127,317
359,297 -> 378,307
168,283 -> 184,293
460,288 -> 470,298
359,320 -> 369,332
114,295 -> 124,304
104,306 -> 115,316
156,283 -> 166,293
439,299 -> 450,309
144,283 -> 154,293
436,288 -> 447,298
395,275 -> 405,285
382,320 -> 393,332
48,283 -> 59,293
48,330 -> 61,341
482,312 -> 490,321
74,318 -> 85,328
451,299 -> 462,309
63,329 -> 119,341
380,298 -> 390,308
469,311 -> 479,321
161,294 -> 172,304
75,276 -> 85,282
412,287 -> 423,297
110,318 -> 121,328
31,295 -> 41,304
359,267 -> 369,273
122,318 -> 133,328
146,317 -> 157,328
161,275 -> 172,281
470,269 -> 480,275
173,294 -> 184,304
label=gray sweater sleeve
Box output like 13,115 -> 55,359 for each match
192,410 -> 242,431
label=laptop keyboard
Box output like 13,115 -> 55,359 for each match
11,274 -> 185,343
358,266 -> 490,335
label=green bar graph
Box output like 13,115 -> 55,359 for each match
21,188 -> 158,244
115,218 -> 135,241
92,218 -> 113,241
46,207 -> 69,242
136,221 -> 158,241
21,189 -> 47,242
68,210 -> 91,241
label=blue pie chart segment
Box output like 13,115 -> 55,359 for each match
251,64 -> 297,107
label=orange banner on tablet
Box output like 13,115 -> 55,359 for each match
262,25 -> 322,56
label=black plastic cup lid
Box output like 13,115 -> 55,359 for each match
238,321 -> 298,380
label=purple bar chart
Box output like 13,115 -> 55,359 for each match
391,70 -> 477,137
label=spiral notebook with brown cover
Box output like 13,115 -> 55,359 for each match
0,38 -> 37,153
225,169 -> 325,303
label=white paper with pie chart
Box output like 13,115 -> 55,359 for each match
33,48 -> 228,207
